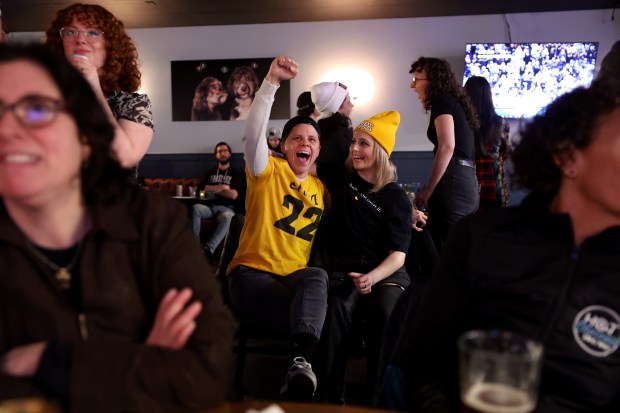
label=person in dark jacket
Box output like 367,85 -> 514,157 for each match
0,43 -> 235,413
311,81 -> 354,170
296,91 -> 321,121
400,81 -> 620,412
309,81 -> 354,257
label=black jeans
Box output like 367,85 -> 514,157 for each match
313,258 -> 409,403
428,158 -> 479,251
228,265 -> 328,340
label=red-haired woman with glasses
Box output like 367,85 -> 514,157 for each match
45,3 -> 153,170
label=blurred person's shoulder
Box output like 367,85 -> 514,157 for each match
453,191 -> 556,241
456,204 -> 523,235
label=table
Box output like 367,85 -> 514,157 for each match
205,401 -> 402,413
0,399 -> 400,413
0,398 -> 61,413
172,195 -> 217,206
172,196 -> 218,219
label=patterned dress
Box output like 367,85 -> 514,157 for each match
106,91 -> 154,129
106,91 -> 154,180
476,118 -> 510,211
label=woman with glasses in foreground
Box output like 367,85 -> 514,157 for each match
45,3 -> 153,170
0,43 -> 235,413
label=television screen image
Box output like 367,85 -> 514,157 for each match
464,42 -> 599,118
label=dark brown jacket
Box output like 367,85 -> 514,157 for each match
0,188 -> 236,412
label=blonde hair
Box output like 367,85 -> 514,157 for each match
346,137 -> 397,193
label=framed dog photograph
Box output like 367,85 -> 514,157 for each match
171,57 -> 291,121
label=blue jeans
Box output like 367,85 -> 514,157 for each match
228,265 -> 328,340
192,204 -> 235,253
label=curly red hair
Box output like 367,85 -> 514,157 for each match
45,3 -> 141,95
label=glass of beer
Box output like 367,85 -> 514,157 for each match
458,330 -> 543,413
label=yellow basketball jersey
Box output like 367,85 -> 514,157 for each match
228,157 -> 325,276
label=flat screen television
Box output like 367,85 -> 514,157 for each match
463,42 -> 599,118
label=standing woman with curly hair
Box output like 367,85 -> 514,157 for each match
45,3 -> 154,170
409,57 -> 479,250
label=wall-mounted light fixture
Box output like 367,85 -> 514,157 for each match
320,67 -> 375,106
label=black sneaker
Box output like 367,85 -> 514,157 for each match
279,357 -> 317,401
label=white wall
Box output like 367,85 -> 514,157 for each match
13,9 -> 620,154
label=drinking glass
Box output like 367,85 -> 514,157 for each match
188,186 -> 197,197
406,189 -> 416,206
458,330 -> 543,413
410,182 -> 422,193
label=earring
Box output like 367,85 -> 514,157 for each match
566,169 -> 576,178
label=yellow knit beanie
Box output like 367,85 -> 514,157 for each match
354,110 -> 400,156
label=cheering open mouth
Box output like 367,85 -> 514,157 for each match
296,150 -> 310,161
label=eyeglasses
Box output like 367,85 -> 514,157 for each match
411,75 -> 428,84
59,27 -> 104,41
0,95 -> 64,128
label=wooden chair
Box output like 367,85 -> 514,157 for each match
215,214 -> 290,392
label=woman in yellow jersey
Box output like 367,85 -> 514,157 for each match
227,56 -> 329,401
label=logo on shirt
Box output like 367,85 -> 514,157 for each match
289,181 -> 319,206
211,174 -> 232,185
572,305 -> 620,357
349,183 -> 381,213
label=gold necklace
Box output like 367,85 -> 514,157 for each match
26,241 -> 83,290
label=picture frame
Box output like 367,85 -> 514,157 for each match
171,57 -> 290,122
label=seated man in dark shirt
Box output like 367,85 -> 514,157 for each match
192,141 -> 245,258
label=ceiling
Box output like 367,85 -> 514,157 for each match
3,0 -> 618,33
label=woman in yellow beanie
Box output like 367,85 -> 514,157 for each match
312,111 -> 412,404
